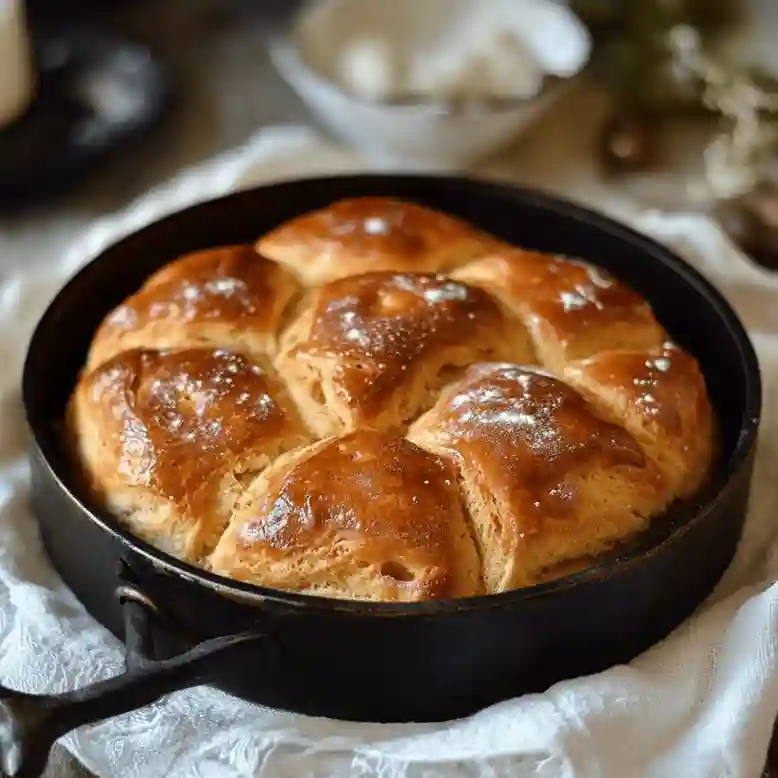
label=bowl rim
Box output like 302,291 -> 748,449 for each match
23,174 -> 763,617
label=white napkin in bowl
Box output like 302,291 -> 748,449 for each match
2,125 -> 778,778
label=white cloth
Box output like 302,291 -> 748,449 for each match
2,125 -> 778,778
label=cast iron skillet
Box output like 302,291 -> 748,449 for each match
3,175 -> 761,778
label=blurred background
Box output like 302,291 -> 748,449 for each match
2,0 -> 778,272
0,0 -> 774,267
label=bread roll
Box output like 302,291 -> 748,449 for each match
88,245 -> 301,370
209,429 -> 483,601
275,271 -> 534,436
69,348 -> 310,561
562,342 -> 714,500
408,363 -> 667,591
256,197 -> 503,286
452,249 -> 666,375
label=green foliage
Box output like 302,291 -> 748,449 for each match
577,0 -> 778,198
575,0 -> 744,113
570,0 -> 741,39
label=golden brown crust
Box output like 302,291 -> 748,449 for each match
68,206 -> 717,602
275,271 -> 535,436
563,342 -> 714,500
88,245 -> 301,370
256,197 -> 504,286
69,348 -> 310,561
209,430 -> 483,601
452,249 -> 666,374
408,364 -> 667,591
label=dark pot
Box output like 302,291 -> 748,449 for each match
4,175 -> 761,778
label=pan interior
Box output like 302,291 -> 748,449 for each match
22,175 -> 762,610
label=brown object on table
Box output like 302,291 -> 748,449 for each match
598,111 -> 659,173
66,196 -> 717,602
716,180 -> 778,271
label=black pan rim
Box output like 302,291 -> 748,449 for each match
22,173 -> 764,617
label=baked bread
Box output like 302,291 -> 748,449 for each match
68,348 -> 310,560
275,271 -> 534,436
87,245 -> 301,370
562,342 -> 714,500
209,429 -> 483,601
256,197 -> 504,286
452,249 -> 666,375
407,363 -> 666,590
68,197 -> 716,601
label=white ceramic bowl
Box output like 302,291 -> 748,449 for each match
270,0 -> 591,170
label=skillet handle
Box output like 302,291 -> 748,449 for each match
0,583 -> 271,778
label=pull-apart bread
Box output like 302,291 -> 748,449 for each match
68,196 -> 716,601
